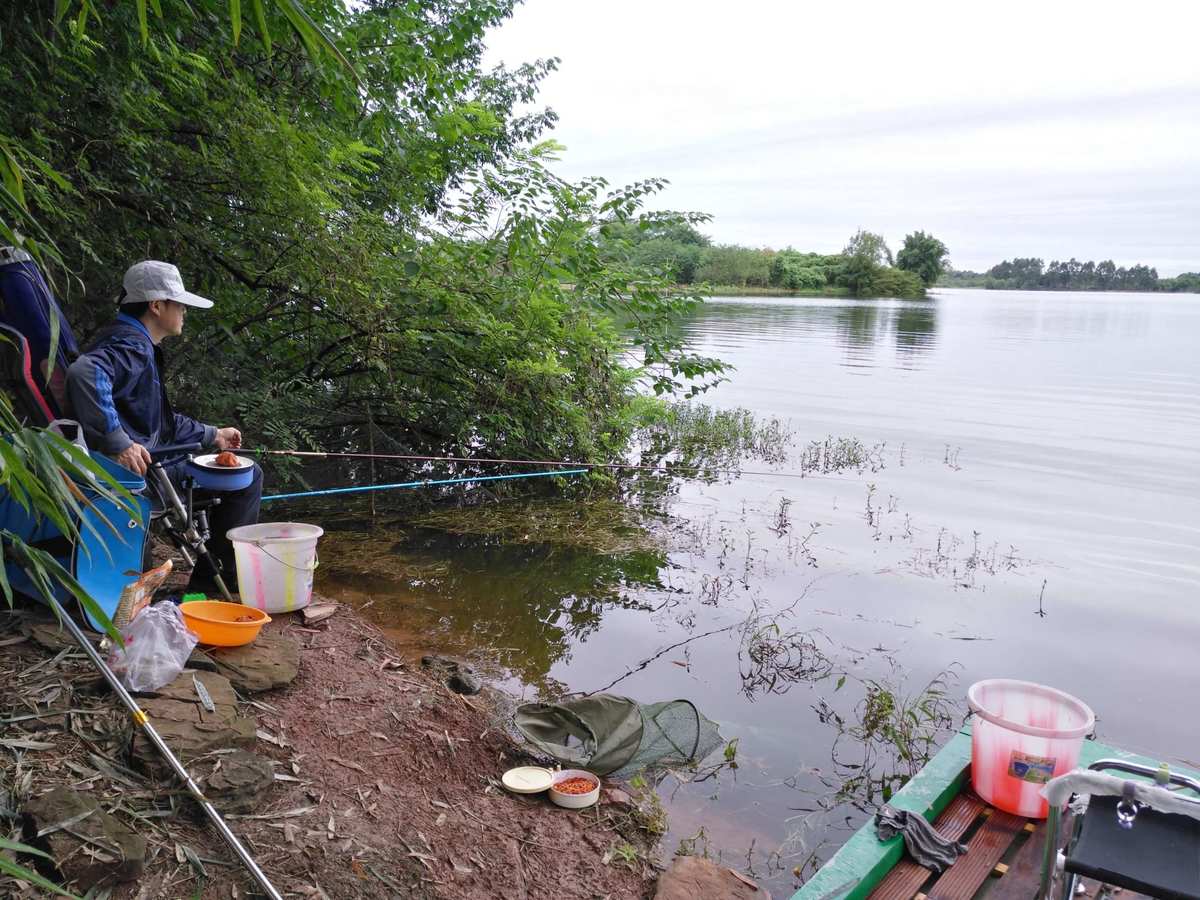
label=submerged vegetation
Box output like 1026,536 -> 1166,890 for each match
633,402 -> 794,473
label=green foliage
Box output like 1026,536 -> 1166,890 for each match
867,266 -> 925,299
942,256 -> 1179,292
835,229 -> 893,296
0,835 -> 81,898
695,244 -> 772,288
769,250 -> 837,290
1161,272 -> 1200,293
895,230 -> 948,286
0,0 -> 725,470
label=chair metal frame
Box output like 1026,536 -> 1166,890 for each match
144,443 -> 236,602
1040,759 -> 1200,900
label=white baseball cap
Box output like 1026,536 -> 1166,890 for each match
121,260 -> 213,309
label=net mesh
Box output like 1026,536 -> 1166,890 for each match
611,699 -> 724,778
514,693 -> 724,777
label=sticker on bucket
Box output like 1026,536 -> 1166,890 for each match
1008,750 -> 1056,783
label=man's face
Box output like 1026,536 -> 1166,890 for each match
152,299 -> 187,337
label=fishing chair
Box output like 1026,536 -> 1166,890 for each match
0,328 -> 235,628
141,442 -> 237,602
1039,759 -> 1200,900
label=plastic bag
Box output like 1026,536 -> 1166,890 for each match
107,601 -> 199,692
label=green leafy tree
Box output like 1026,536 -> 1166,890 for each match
867,267 -> 925,299
696,245 -> 771,288
896,231 -> 949,286
836,229 -> 892,296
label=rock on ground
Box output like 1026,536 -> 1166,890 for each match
201,749 -> 276,813
420,654 -> 482,695
654,856 -> 771,900
21,786 -> 146,889
131,669 -> 256,775
189,632 -> 300,693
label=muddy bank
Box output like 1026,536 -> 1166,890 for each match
0,598 -> 661,899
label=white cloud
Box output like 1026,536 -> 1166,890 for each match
484,0 -> 1200,274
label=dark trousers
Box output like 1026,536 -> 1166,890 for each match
163,461 -> 263,588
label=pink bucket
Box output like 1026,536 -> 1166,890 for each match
967,679 -> 1094,818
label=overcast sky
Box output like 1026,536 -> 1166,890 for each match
483,0 -> 1200,275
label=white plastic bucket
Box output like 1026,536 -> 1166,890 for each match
967,679 -> 1094,818
226,522 -> 323,614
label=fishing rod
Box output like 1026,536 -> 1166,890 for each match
247,448 -> 812,481
261,468 -> 588,503
39,593 -> 284,900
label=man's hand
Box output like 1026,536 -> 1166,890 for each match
214,427 -> 242,451
115,442 -> 152,476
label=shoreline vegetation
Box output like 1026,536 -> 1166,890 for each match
937,258 -> 1200,293
607,224 -> 948,300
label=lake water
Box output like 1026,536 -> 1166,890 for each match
318,288 -> 1200,893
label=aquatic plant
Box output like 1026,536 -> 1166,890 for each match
634,402 -> 795,476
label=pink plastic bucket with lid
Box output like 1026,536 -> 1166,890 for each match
967,679 -> 1094,818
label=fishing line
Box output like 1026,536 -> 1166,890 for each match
260,468 -> 588,502
247,448 -> 810,481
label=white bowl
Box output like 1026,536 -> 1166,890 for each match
548,769 -> 600,809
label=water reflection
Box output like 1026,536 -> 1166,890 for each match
893,304 -> 937,360
319,525 -> 668,692
689,298 -> 938,369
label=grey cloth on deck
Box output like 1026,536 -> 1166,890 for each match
875,804 -> 968,873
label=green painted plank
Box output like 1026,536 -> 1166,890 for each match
791,730 -> 972,900
788,729 -> 1200,900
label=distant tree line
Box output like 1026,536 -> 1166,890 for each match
602,224 -> 949,299
939,258 -> 1200,293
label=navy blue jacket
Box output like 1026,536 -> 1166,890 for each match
65,313 -> 215,455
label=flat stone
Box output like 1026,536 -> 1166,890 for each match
131,669 -> 256,776
21,786 -> 146,889
23,619 -> 99,653
202,749 -> 275,813
654,856 -> 770,900
195,632 -> 300,693
422,655 -> 483,695
601,787 -> 634,809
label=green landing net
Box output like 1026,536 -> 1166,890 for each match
513,693 -> 723,777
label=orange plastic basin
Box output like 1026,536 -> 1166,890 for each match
180,601 -> 271,647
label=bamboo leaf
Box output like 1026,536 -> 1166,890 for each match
13,540 -> 120,643
135,0 -> 148,45
0,538 -> 11,606
275,0 -> 356,82
0,853 -> 80,898
0,144 -> 26,210
148,0 -> 163,16
230,0 -> 242,45
0,836 -> 52,861
53,0 -> 72,26
251,0 -> 272,55
72,0 -> 88,40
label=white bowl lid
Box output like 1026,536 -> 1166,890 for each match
502,766 -> 554,793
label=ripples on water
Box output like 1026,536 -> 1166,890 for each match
319,288 -> 1200,893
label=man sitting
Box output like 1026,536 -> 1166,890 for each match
66,260 -> 261,594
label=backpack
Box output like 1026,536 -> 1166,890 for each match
0,246 -> 80,418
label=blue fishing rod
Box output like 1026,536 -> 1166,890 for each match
246,448 -> 812,484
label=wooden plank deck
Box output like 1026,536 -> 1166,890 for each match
792,733 -> 1200,900
868,795 -> 985,900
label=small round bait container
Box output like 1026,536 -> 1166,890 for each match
548,769 -> 600,809
501,766 -> 554,794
